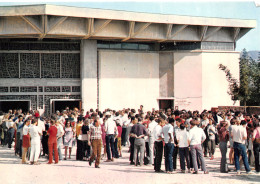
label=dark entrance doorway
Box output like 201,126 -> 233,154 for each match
0,101 -> 30,113
52,100 -> 81,113
159,100 -> 173,110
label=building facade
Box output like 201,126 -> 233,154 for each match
0,4 -> 256,115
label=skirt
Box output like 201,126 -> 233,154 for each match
22,135 -> 31,148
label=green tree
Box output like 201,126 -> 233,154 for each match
219,49 -> 260,107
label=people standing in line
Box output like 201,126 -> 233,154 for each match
177,123 -> 190,173
153,118 -> 164,172
217,121 -> 229,173
64,121 -> 74,160
207,118 -> 216,160
252,121 -> 260,174
189,120 -> 209,174
162,118 -> 174,174
56,120 -> 64,161
130,117 -> 147,166
89,118 -> 102,168
104,112 -> 117,162
47,115 -> 58,164
22,119 -> 31,164
231,120 -> 252,174
147,116 -> 157,165
29,118 -> 42,165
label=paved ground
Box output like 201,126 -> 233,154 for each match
0,144 -> 259,184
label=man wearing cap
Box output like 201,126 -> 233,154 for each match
104,111 -> 117,162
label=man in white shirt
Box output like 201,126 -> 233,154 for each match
162,118 -> 174,174
56,119 -> 65,160
177,123 -> 190,173
189,120 -> 209,174
29,119 -> 42,165
121,110 -> 129,146
148,116 -> 157,165
105,112 -> 117,162
153,118 -> 164,172
231,120 -> 251,174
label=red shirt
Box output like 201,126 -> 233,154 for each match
117,126 -> 122,138
48,125 -> 58,143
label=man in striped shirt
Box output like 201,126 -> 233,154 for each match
89,118 -> 102,168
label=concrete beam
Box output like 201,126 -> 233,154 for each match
132,22 -> 151,38
233,27 -> 240,41
203,26 -> 222,41
200,26 -> 208,41
20,16 -> 43,34
122,21 -> 135,42
170,24 -> 188,38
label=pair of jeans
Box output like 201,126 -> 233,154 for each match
7,128 -> 15,148
121,128 -> 127,146
134,138 -> 145,166
179,147 -> 190,171
148,137 -> 155,164
253,143 -> 260,172
219,141 -> 227,172
90,139 -> 102,166
114,138 -> 119,158
208,139 -> 216,157
164,143 -> 174,172
129,137 -> 135,163
190,144 -> 207,172
105,134 -> 115,160
154,141 -> 163,171
233,142 -> 251,172
57,137 -> 63,160
172,145 -> 179,170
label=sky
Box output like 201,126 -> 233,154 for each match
0,0 -> 259,52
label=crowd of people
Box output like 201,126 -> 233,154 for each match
0,106 -> 259,175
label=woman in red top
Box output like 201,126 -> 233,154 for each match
47,116 -> 59,164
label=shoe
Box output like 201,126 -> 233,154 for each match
210,156 -> 214,160
181,170 -> 186,173
95,165 -> 100,168
55,162 -> 58,164
236,170 -> 241,175
193,171 -> 198,174
130,162 -> 135,165
246,171 -> 253,175
105,159 -> 111,162
34,162 -> 40,165
63,158 -> 67,160
155,169 -> 164,173
111,158 -> 114,161
47,162 -> 52,164
89,160 -> 92,166
204,171 -> 209,174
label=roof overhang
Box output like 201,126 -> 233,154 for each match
0,4 -> 256,42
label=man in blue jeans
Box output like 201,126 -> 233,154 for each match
162,118 -> 174,174
231,120 -> 252,175
105,112 -> 117,162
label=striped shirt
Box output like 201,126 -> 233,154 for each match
90,125 -> 102,140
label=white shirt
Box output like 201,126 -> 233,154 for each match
56,123 -> 64,137
232,125 -> 247,144
105,117 -> 117,135
148,120 -> 157,138
162,123 -> 173,143
23,125 -> 30,136
189,126 -> 206,146
121,114 -> 129,128
7,120 -> 15,129
29,125 -> 41,144
177,130 -> 190,148
114,116 -> 123,126
153,124 -> 163,142
37,119 -> 45,133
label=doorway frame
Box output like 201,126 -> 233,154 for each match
50,99 -> 81,114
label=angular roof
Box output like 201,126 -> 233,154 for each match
0,4 -> 256,42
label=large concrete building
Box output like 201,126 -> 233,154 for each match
0,4 -> 256,115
